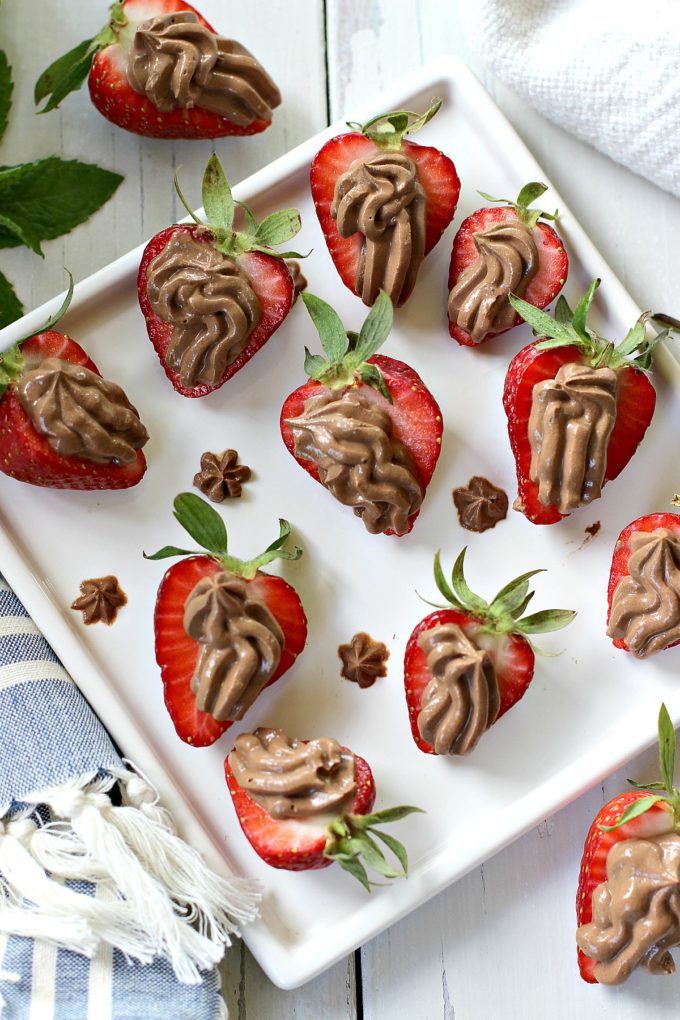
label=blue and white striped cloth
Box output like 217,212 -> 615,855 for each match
0,575 -> 258,1019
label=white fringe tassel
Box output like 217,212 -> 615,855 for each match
0,766 -> 260,985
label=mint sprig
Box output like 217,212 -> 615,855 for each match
509,279 -> 664,372
0,51 -> 13,143
347,98 -> 441,151
325,805 -> 423,891
426,547 -> 576,642
477,180 -> 557,229
297,290 -> 394,401
144,493 -> 303,581
0,272 -> 22,329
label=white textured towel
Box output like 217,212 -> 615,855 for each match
458,0 -> 680,197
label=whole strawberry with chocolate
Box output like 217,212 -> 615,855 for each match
146,493 -> 307,747
35,0 -> 281,139
448,182 -> 567,346
225,725 -> 421,888
607,512 -> 680,658
311,99 -> 460,307
0,277 -> 148,489
280,291 -> 443,537
404,548 -> 575,756
139,155 -> 303,397
577,704 -> 680,985
504,280 -> 661,525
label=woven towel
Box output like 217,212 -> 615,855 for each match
458,0 -> 680,197
0,575 -> 260,1019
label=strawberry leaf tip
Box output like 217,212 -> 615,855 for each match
144,493 -> 302,580
509,279 -> 663,371
477,180 -> 557,229
347,98 -> 442,151
325,805 -> 423,891
297,290 -> 393,400
430,547 -> 575,641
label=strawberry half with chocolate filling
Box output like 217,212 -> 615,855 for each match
404,547 -> 575,755
280,291 -> 443,537
145,493 -> 307,747
138,154 -> 303,397
504,280 -> 661,525
35,0 -> 281,139
311,99 -> 460,307
225,725 -> 421,888
577,704 -> 680,985
0,277 -> 148,489
607,512 -> 680,658
448,182 -> 567,346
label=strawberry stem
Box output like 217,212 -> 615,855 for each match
347,98 -> 442,151
477,180 -> 558,229
324,805 -> 423,891
0,271 -> 74,399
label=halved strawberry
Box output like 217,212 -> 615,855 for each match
448,183 -> 568,346
147,493 -> 307,747
576,704 -> 680,984
404,548 -> 574,755
503,280 -> 659,525
35,0 -> 280,139
137,155 -> 300,398
606,512 -> 680,655
225,731 -> 421,888
279,291 -> 443,537
0,280 -> 147,490
311,100 -> 460,306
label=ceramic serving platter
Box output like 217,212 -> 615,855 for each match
1,57 -> 679,990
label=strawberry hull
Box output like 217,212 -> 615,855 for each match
448,206 -> 568,347
138,225 -> 294,398
154,556 -> 308,746
607,513 -> 680,652
0,331 -> 147,490
403,608 -> 535,755
225,750 -> 376,871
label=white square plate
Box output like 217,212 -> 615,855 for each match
1,57 -> 679,989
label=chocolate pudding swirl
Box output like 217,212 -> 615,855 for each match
184,571 -> 284,721
448,219 -> 538,342
127,12 -> 281,125
286,388 -> 423,536
417,623 -> 499,755
147,230 -> 261,388
332,151 -> 426,306
228,727 -> 356,819
18,358 -> 148,464
577,832 -> 680,985
608,528 -> 680,657
529,362 -> 618,514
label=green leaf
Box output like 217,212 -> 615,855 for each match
356,805 -> 424,825
450,548 -> 488,614
627,779 -> 667,791
201,155 -> 234,233
236,200 -> 259,234
508,294 -> 576,342
35,38 -> 97,113
572,278 -> 600,343
369,828 -> 408,875
347,832 -> 400,878
359,98 -> 441,147
351,290 -> 394,364
433,550 -> 462,608
516,181 -> 548,209
173,167 -> 202,226
255,209 -> 301,248
0,52 -> 13,144
0,158 -> 123,250
510,591 -> 534,619
0,271 -> 22,328
17,270 -> 74,343
0,211 -> 43,255
301,292 -> 347,363
554,295 -> 573,325
173,493 -> 228,555
336,854 -> 372,892
518,609 -> 576,634
143,545 -> 199,561
357,362 -> 392,402
658,703 -> 676,796
0,342 -> 23,400
303,347 -> 327,380
616,318 -> 646,357
477,190 -> 508,205
599,795 -> 666,832
491,569 -> 544,615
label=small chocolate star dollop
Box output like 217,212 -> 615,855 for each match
286,260 -> 307,304
453,476 -> 508,533
338,632 -> 389,689
71,576 -> 127,625
193,449 -> 251,502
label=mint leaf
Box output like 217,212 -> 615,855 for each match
0,272 -> 22,328
0,158 -> 123,249
35,38 -> 97,113
0,52 -> 13,144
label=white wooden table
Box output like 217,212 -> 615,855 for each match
5,2 -> 680,1016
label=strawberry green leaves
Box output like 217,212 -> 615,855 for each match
348,98 -> 442,151
430,547 -> 576,641
0,271 -> 74,395
325,805 -> 423,891
144,493 -> 303,581
299,290 -> 394,400
477,180 -> 557,229
0,52 -> 13,143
